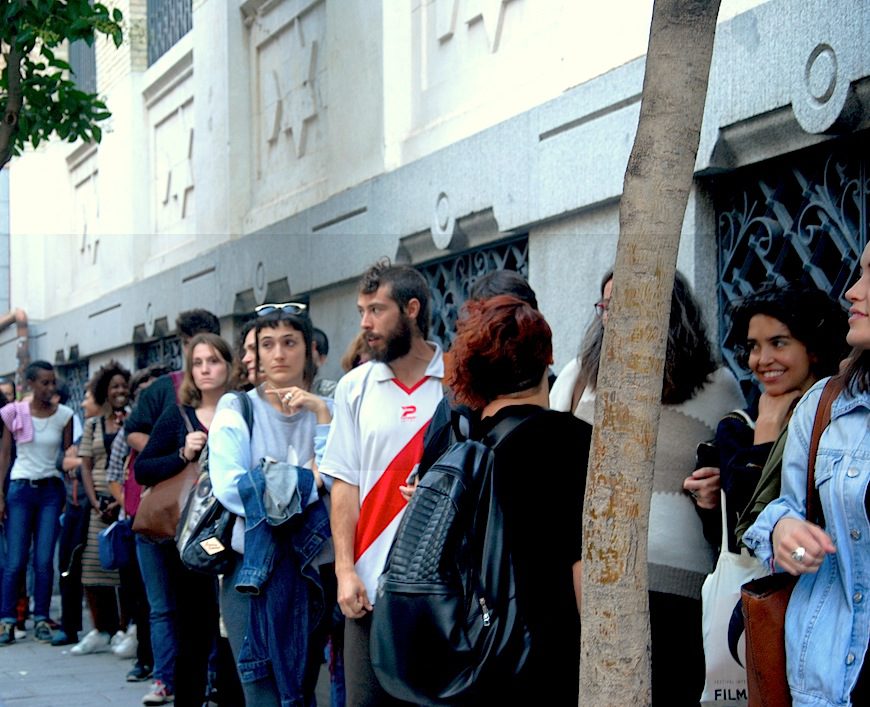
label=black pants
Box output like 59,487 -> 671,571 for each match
344,612 -> 415,707
57,502 -> 90,637
119,552 -> 153,667
649,591 -> 705,707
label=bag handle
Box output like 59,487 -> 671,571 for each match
178,404 -> 196,435
805,376 -> 844,528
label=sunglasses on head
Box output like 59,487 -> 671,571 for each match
254,302 -> 309,317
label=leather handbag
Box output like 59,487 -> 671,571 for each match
741,376 -> 843,707
132,406 -> 200,539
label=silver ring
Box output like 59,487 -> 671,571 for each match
791,546 -> 806,563
283,392 -> 293,402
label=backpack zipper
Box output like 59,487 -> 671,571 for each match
479,597 -> 491,627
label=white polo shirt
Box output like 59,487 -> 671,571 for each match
320,342 -> 445,602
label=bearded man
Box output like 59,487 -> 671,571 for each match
320,259 -> 444,706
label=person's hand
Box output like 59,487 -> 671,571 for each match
336,567 -> 373,619
683,467 -> 720,509
65,444 -> 79,458
755,390 -> 803,443
99,500 -> 121,524
772,516 -> 836,575
270,387 -> 332,423
182,431 -> 208,462
399,477 -> 418,502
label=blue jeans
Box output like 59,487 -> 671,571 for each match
0,478 -> 64,623
136,534 -> 217,703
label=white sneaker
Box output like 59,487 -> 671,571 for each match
70,629 -> 112,655
113,633 -> 138,659
142,680 -> 174,705
110,630 -> 126,648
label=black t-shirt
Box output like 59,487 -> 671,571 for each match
477,405 -> 592,704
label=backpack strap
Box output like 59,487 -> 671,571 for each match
230,390 -> 254,435
482,407 -> 545,449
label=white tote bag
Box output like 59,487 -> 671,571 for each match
700,491 -> 769,706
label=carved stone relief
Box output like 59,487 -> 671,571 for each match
154,97 -> 195,234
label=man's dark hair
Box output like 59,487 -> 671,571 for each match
25,360 -> 53,382
469,270 -> 538,309
176,309 -> 221,338
312,327 -> 329,357
360,258 -> 431,339
129,363 -> 171,402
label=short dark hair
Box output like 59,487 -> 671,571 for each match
469,270 -> 538,309
731,282 -> 848,379
360,258 -> 431,339
90,360 -> 132,406
447,295 -> 552,409
312,327 -> 329,357
255,311 -> 317,389
25,360 -> 54,382
176,309 -> 221,338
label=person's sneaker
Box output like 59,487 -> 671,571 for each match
51,629 -> 78,646
126,664 -> 153,682
70,628 -> 112,655
110,629 -> 126,647
13,621 -> 26,641
114,632 -> 138,659
0,623 -> 14,646
33,620 -> 53,643
142,680 -> 174,705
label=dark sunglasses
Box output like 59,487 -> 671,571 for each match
255,302 -> 309,317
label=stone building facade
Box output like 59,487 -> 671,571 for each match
4,0 -> 869,406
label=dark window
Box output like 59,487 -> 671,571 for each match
713,130 -> 869,396
416,235 -> 529,349
135,336 -> 182,372
57,359 -> 90,420
69,38 -> 97,95
147,0 -> 193,66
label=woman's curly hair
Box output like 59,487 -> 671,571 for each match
88,360 -> 131,406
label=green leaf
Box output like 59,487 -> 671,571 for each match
112,8 -> 123,22
91,124 -> 101,142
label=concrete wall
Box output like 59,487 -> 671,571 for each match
6,0 -> 869,378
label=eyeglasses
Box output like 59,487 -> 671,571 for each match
255,302 -> 308,317
594,298 -> 610,317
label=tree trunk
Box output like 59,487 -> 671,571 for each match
578,0 -> 720,704
0,45 -> 23,170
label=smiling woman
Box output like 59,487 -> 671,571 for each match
743,243 -> 870,706
707,283 -> 848,552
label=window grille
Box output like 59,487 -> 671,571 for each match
416,236 -> 529,349
69,38 -> 97,95
57,359 -> 90,420
136,336 -> 183,372
713,131 -> 868,396
147,0 -> 192,66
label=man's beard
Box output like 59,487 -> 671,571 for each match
371,313 -> 413,364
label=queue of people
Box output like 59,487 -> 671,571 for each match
0,254 -> 866,707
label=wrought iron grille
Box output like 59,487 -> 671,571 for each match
147,0 -> 192,66
57,359 -> 90,420
416,236 -> 529,348
136,336 -> 183,372
714,131 -> 869,396
69,38 -> 97,94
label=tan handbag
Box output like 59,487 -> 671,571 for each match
741,376 -> 843,707
132,406 -> 201,539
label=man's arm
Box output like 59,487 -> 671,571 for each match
331,478 -> 372,618
126,432 -> 149,453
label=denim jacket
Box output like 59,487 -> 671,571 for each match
744,379 -> 870,707
235,459 -> 331,706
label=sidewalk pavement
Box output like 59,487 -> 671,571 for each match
0,626 -> 146,706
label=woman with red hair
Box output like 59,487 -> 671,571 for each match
446,294 -> 592,704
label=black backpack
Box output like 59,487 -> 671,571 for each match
370,411 -> 536,705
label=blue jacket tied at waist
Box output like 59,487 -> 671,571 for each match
236,458 -> 331,707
